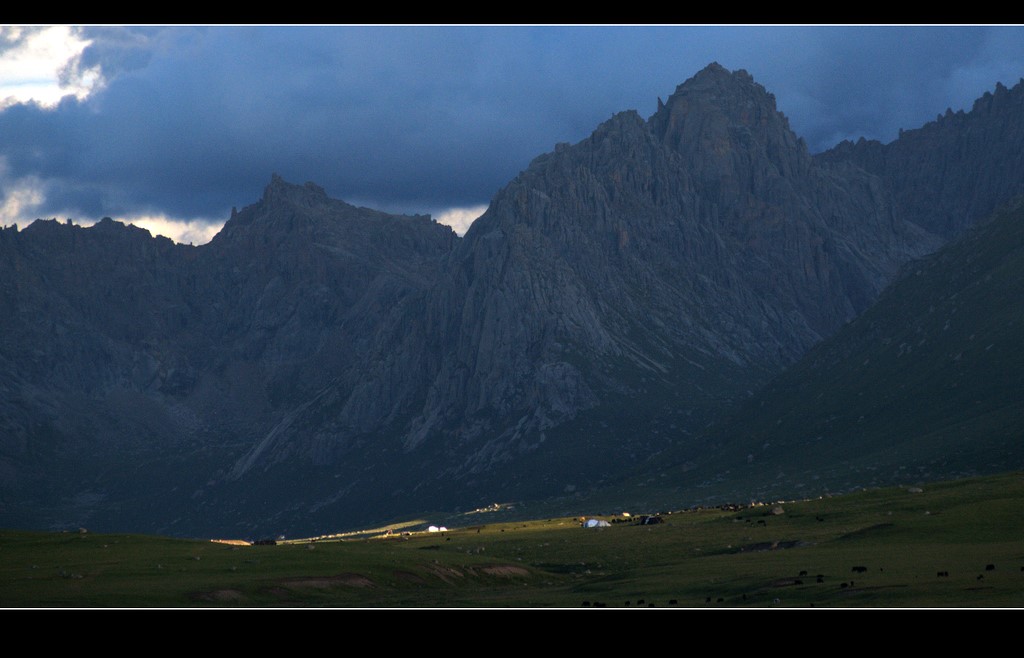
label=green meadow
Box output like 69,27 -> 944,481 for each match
3,471 -> 1023,608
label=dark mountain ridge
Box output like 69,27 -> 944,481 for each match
2,64 -> 1022,537
817,76 -> 1024,239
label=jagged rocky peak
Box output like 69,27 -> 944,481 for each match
210,173 -> 456,265
486,64 -> 813,232
648,62 -> 808,176
247,173 -> 441,229
217,174 -> 368,237
261,172 -> 330,206
16,214 -> 176,254
971,77 -> 1024,114
215,174 -> 328,234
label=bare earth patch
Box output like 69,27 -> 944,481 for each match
427,565 -> 465,584
280,573 -> 375,589
481,565 -> 531,577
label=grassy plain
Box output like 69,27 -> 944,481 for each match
2,471 -> 1022,608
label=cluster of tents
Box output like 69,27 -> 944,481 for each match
581,515 -> 664,528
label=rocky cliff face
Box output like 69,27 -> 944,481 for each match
2,64 -> 1021,537
395,64 -> 938,465
198,176 -> 457,476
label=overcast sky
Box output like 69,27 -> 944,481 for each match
2,25 -> 1023,243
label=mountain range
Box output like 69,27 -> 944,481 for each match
2,63 -> 1023,537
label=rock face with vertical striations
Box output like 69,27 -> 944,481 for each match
1,63 -> 1022,537
395,64 -> 938,464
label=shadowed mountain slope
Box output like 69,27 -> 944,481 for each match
624,199 -> 1024,510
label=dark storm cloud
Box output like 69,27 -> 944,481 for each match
739,26 -> 1024,151
2,25 -> 1023,227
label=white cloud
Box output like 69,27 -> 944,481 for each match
123,215 -> 224,245
0,178 -> 225,244
0,151 -> 223,244
434,204 -> 487,236
0,25 -> 100,109
0,169 -> 45,227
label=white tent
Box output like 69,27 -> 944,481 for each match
582,518 -> 610,528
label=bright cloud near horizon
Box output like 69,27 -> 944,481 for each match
2,25 -> 1024,244
0,26 -> 100,109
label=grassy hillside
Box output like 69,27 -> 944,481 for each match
2,471 -> 1023,607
